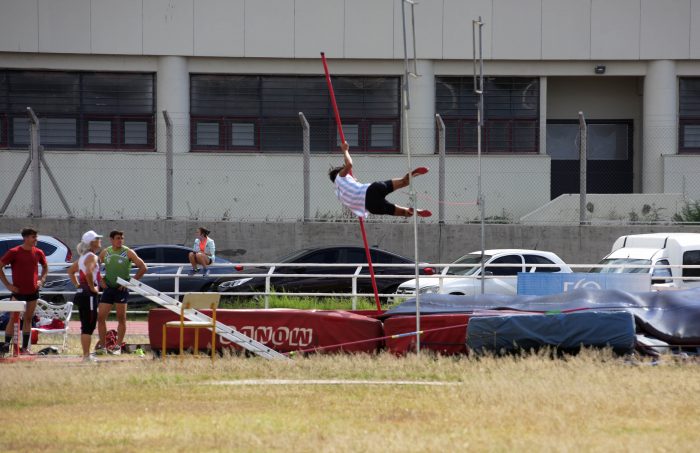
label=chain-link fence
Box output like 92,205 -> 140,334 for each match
1,109 -> 699,225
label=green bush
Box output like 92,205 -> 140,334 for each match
672,200 -> 700,223
220,294 -> 384,310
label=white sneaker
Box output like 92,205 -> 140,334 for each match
83,354 -> 98,363
108,345 -> 121,355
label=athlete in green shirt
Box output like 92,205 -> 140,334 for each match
97,230 -> 147,354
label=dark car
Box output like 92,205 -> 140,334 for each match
214,246 -> 434,299
42,244 -> 241,304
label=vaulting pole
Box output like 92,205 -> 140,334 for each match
321,52 -> 382,311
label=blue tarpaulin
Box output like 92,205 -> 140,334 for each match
385,288 -> 700,345
466,311 -> 636,355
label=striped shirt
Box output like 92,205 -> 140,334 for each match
334,174 -> 370,218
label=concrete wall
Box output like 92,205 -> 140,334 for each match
2,217 -> 700,267
0,149 -> 550,222
663,154 -> 700,199
547,77 -> 642,120
2,0 -> 700,60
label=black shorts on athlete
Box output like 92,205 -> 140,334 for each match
101,286 -> 129,304
365,180 -> 396,215
11,292 -> 40,302
74,289 -> 99,335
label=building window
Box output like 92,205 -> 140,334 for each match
0,70 -> 155,151
682,124 -> 700,148
231,122 -> 256,147
0,72 -> 6,148
123,121 -> 148,145
43,118 -> 78,146
190,74 -> 400,153
338,124 -> 360,147
547,122 -> 630,160
87,120 -> 112,145
196,122 -> 220,147
0,115 -> 6,148
680,78 -> 700,153
12,118 -> 30,146
370,124 -> 395,148
436,77 -> 539,153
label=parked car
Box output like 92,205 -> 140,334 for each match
589,232 -> 700,290
0,233 -> 73,268
41,244 -> 241,304
214,246 -> 434,300
394,249 -> 572,298
1,234 -> 73,296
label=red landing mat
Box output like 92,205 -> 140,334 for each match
384,314 -> 471,355
149,308 -> 384,354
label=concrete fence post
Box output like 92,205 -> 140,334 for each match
28,108 -> 41,217
163,110 -> 174,220
436,114 -> 446,223
299,112 -> 311,222
578,111 -> 588,225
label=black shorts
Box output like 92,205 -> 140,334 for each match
365,180 -> 396,215
11,292 -> 40,302
101,286 -> 129,304
192,251 -> 213,265
74,290 -> 99,335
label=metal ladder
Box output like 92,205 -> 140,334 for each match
117,277 -> 289,360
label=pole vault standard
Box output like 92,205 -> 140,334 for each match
473,17 -> 486,295
400,0 -> 422,354
321,52 -> 382,312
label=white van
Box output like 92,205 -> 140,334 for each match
590,233 -> 700,289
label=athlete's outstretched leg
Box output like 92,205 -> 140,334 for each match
391,167 -> 429,191
393,205 -> 432,217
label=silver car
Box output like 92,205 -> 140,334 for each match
395,249 -> 572,298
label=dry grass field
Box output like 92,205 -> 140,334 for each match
1,336 -> 699,452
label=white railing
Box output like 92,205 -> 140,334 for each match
4,262 -> 700,311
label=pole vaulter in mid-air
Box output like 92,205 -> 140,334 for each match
321,52 -> 431,312
328,143 -> 431,219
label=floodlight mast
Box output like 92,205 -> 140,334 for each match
473,17 -> 486,295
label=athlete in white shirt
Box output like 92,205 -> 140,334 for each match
329,142 -> 431,218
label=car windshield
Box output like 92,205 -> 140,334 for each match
276,249 -> 316,263
589,258 -> 651,274
446,254 -> 492,276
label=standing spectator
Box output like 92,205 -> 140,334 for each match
188,227 -> 216,276
96,230 -> 148,355
67,230 -> 103,362
0,227 -> 48,354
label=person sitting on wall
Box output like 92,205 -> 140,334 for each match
188,227 -> 216,277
